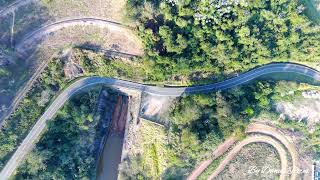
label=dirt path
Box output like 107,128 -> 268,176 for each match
189,122 -> 301,180
0,0 -> 36,18
0,17 -> 143,126
207,135 -> 288,180
16,17 -> 143,56
0,52 -> 52,127
246,122 -> 300,180
187,137 -> 237,180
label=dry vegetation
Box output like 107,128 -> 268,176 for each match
217,143 -> 281,180
40,0 -> 127,22
0,0 -> 142,119
119,120 -> 169,179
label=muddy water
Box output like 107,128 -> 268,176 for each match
96,95 -> 128,180
97,133 -> 124,180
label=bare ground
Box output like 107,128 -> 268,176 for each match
190,122 -> 306,180
276,93 -> 320,131
216,143 -> 281,180
208,136 -> 287,180
187,137 -> 237,180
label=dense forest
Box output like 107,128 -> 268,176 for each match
14,89 -> 102,179
0,58 -> 67,170
126,0 -> 320,82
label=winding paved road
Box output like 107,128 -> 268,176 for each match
0,62 -> 320,178
0,17 -> 139,125
0,1 -> 319,179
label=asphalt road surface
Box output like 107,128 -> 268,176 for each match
0,62 -> 320,179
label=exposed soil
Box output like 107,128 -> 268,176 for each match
208,136 -> 287,180
217,143 -> 281,180
187,137 -> 237,180
276,93 -> 320,131
140,93 -> 176,125
110,95 -> 128,134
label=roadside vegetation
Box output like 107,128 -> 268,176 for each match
1,0 -> 320,178
198,155 -> 226,180
217,143 -> 281,180
76,49 -> 149,82
0,0 -> 16,7
126,0 -> 320,83
0,50 -> 146,170
119,79 -> 320,178
3,50 -> 317,177
0,58 -> 67,170
119,120 -> 169,179
119,79 -> 277,178
14,88 -> 102,179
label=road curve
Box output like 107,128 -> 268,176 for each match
247,123 -> 300,180
15,17 -> 131,53
0,47 -> 138,127
188,123 -> 300,180
207,135 -> 289,180
1,17 -> 138,125
0,62 -> 320,178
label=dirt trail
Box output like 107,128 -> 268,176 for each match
207,135 -> 288,180
187,137 -> 237,180
246,123 -> 300,180
16,17 -> 143,56
0,0 -> 36,18
189,122 -> 300,180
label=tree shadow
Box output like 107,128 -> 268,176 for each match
190,114 -> 223,141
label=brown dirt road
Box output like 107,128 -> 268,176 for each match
188,122 -> 301,180
246,122 -> 300,180
187,137 -> 237,180
207,135 -> 288,180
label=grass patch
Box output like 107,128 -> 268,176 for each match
198,155 -> 226,180
140,120 -> 168,178
0,68 -> 9,77
118,120 -> 169,178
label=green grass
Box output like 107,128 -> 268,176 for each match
197,155 -> 226,180
140,120 -> 168,178
0,68 -> 9,77
150,144 -> 160,176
